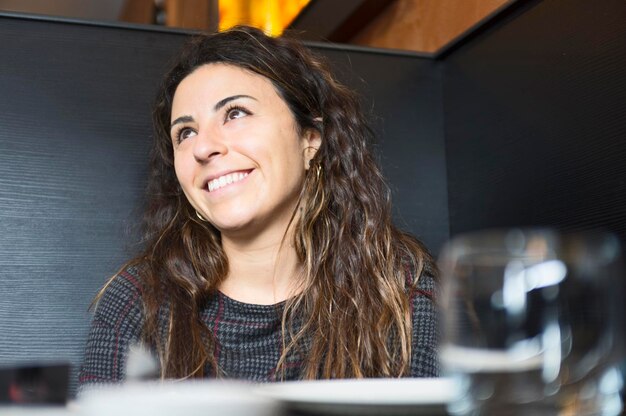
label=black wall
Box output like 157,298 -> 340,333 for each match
444,0 -> 626,241
0,17 -> 186,396
321,48 -> 448,250
0,15 -> 446,395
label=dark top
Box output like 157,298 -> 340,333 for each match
78,266 -> 439,391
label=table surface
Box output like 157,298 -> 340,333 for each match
0,405 -> 448,416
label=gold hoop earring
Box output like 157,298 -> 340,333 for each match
195,211 -> 208,222
308,160 -> 322,178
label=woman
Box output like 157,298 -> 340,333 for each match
79,25 -> 438,389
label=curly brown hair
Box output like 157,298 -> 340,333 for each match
105,25 -> 435,380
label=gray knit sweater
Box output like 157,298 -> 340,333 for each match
78,266 -> 439,390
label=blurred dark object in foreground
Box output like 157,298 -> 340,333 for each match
0,364 -> 69,405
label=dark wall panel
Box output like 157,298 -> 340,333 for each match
322,51 -> 448,251
0,15 -> 446,395
443,0 -> 626,241
0,17 -> 188,396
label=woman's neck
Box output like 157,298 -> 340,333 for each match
219,231 -> 301,305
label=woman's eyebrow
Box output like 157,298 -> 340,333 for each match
170,115 -> 194,130
214,94 -> 256,111
170,95 -> 257,129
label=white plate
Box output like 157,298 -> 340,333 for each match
79,381 -> 279,416
255,378 -> 457,415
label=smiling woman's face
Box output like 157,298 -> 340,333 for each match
170,63 -> 320,241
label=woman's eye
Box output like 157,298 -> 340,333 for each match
225,106 -> 250,122
176,127 -> 196,142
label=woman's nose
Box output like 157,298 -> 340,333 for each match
192,128 -> 227,162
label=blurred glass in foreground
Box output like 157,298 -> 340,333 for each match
438,229 -> 624,415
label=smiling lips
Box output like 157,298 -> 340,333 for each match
207,170 -> 251,192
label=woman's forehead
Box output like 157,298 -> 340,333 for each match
175,64 -> 279,101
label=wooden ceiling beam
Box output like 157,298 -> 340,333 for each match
288,0 -> 394,41
165,0 -> 218,30
118,0 -> 155,24
351,0 -> 514,54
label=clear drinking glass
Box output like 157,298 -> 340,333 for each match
438,229 -> 624,415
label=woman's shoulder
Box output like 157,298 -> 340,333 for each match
92,264 -> 146,324
401,250 -> 441,377
415,264 -> 437,299
79,265 -> 148,390
99,265 -> 144,299
402,253 -> 438,301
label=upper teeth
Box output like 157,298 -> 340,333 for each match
208,171 -> 249,192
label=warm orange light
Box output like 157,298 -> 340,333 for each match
219,0 -> 310,36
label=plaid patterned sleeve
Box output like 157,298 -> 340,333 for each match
409,267 -> 440,377
78,267 -> 145,392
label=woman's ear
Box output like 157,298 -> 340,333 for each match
302,127 -> 322,170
